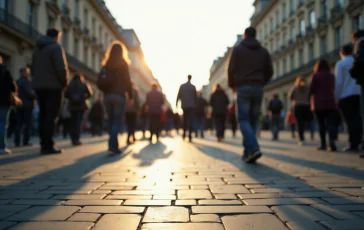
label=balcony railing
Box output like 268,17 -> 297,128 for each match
74,17 -> 81,26
62,5 -> 70,16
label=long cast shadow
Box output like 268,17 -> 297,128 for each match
132,141 -> 173,167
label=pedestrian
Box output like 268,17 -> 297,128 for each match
195,91 -> 208,138
285,108 -> 296,139
228,102 -> 238,137
140,102 -> 148,138
228,27 -> 273,163
14,67 -> 36,147
88,96 -> 105,137
146,82 -> 165,143
173,112 -> 181,135
125,85 -> 140,145
210,84 -> 229,142
268,94 -> 283,141
0,56 -> 18,154
32,28 -> 68,154
59,100 -> 71,139
98,41 -> 133,153
335,44 -> 362,152
166,107 -> 174,135
309,59 -> 337,152
65,74 -> 93,146
160,108 -> 167,134
288,76 -> 311,145
176,75 -> 197,142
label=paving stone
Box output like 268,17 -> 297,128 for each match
137,185 -> 189,190
0,200 -> 12,204
222,214 -> 287,230
123,200 -> 171,206
213,194 -> 237,199
11,200 -> 63,205
311,204 -> 362,219
320,219 -> 364,230
237,193 -> 281,199
153,195 -> 176,200
141,223 -> 225,230
286,221 -> 326,230
0,194 -> 51,200
191,214 -> 221,222
272,205 -> 334,222
105,195 -> 152,200
143,207 -> 189,222
7,206 -> 79,221
353,212 -> 364,218
112,190 -> 175,195
210,185 -> 250,194
9,221 -> 94,230
175,200 -> 197,206
91,190 -> 112,195
198,200 -> 242,205
244,185 -> 266,189
251,188 -> 293,193
0,205 -> 30,219
333,188 -> 364,196
178,190 -> 212,199
68,213 -> 101,222
191,185 -> 209,190
317,205 -> 364,212
192,206 -> 272,214
51,194 -> 105,200
322,197 -> 364,205
282,191 -> 346,198
243,198 -> 322,206
0,221 -> 16,230
93,214 -> 141,230
64,200 -> 123,206
79,206 -> 145,214
39,190 -> 92,195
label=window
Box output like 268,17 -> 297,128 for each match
83,45 -> 88,64
270,17 -> 273,32
84,8 -> 88,28
276,11 -> 280,27
283,58 -> 287,74
264,23 -> 268,37
0,0 -> 9,10
74,39 -> 79,58
99,26 -> 102,41
309,11 -> 316,29
298,0 -> 304,6
335,26 -> 343,49
74,0 -> 79,17
282,4 -> 287,20
290,53 -> 295,70
92,18 -> 96,36
47,16 -> 54,28
290,0 -> 296,13
320,0 -> 327,18
291,27 -> 296,42
320,36 -> 327,55
283,32 -> 288,46
276,37 -> 280,50
28,3 -> 36,28
309,43 -> 314,60
337,0 -> 344,7
299,49 -> 304,65
300,19 -> 305,36
62,31 -> 68,50
353,15 -> 363,31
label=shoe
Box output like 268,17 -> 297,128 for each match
0,148 -> 12,154
327,145 -> 337,152
243,149 -> 262,163
317,145 -> 326,151
342,147 -> 359,153
41,148 -> 62,154
108,148 -> 121,154
72,142 -> 82,146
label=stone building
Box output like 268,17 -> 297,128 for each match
251,0 -> 364,113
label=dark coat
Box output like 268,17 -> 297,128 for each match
177,81 -> 197,109
309,71 -> 336,111
126,88 -> 140,113
350,38 -> 364,86
88,101 -> 104,124
0,64 -> 17,107
195,96 -> 208,118
31,36 -> 69,90
16,77 -> 36,108
65,78 -> 93,112
210,89 -> 229,116
103,63 -> 133,98
146,89 -> 165,115
228,38 -> 273,88
268,98 -> 283,115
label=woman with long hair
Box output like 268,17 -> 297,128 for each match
65,74 -> 93,146
309,59 -> 337,151
288,76 -> 310,145
100,41 -> 133,153
209,84 -> 229,142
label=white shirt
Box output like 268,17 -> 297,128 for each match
335,56 -> 361,102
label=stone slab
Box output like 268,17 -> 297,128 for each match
222,214 -> 287,230
213,194 -> 237,199
9,221 -> 94,230
112,190 -> 175,195
68,213 -> 101,222
93,214 -> 141,230
0,221 -> 16,230
11,200 -> 63,205
198,200 -> 242,205
0,205 -> 30,219
192,206 -> 273,214
141,223 -> 224,230
321,219 -> 364,230
51,194 -> 105,200
123,200 -> 171,206
210,185 -> 250,194
64,200 -> 123,206
105,195 -> 152,200
271,205 -> 334,222
191,214 -> 221,222
287,221 -> 326,230
80,206 -> 145,214
243,198 -> 322,206
311,204 -> 362,220
175,200 -> 197,206
7,206 -> 79,221
143,207 -> 189,222
238,193 -> 281,199
178,190 -> 212,199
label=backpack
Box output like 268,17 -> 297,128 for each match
69,90 -> 84,105
97,67 -> 113,92
269,100 -> 283,114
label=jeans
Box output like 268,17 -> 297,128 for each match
183,108 -> 195,139
194,117 -> 205,138
236,85 -> 263,155
149,114 -> 161,139
213,114 -> 226,138
294,105 -> 311,141
125,111 -> 137,142
339,95 -> 363,148
271,114 -> 281,139
36,89 -> 62,150
104,94 -> 125,149
70,111 -> 84,144
0,107 -> 10,150
14,107 -> 33,146
230,115 -> 237,136
315,110 -> 337,147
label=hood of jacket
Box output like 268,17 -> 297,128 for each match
240,38 -> 262,50
36,36 -> 56,49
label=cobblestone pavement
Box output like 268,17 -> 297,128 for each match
0,131 -> 364,230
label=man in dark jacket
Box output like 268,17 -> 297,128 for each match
88,96 -> 105,137
14,67 -> 36,147
210,85 -> 230,141
32,28 -> 69,154
195,91 -> 208,138
268,94 -> 283,141
228,27 -> 273,163
146,83 -> 165,143
176,75 -> 197,142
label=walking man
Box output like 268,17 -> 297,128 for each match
32,28 -> 69,154
268,94 -> 283,141
195,91 -> 208,138
146,83 -> 165,143
176,75 -> 197,142
335,44 -> 362,152
228,27 -> 273,163
15,67 -> 36,147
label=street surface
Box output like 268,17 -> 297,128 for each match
0,131 -> 364,230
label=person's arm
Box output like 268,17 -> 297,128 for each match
52,45 -> 69,89
85,83 -> 93,99
227,47 -> 238,89
334,62 -> 343,103
288,87 -> 295,101
264,52 -> 274,83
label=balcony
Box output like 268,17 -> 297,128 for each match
298,0 -> 305,8
83,28 -> 91,43
305,25 -> 316,41
73,17 -> 82,38
316,15 -> 328,36
61,5 -> 72,31
305,0 -> 315,9
330,4 -> 345,26
346,0 -> 364,16
46,0 -> 60,18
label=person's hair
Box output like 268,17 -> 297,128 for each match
197,91 -> 202,96
313,59 -> 330,72
102,41 -> 130,67
341,44 -> 353,56
151,81 -> 158,89
294,76 -> 306,87
352,30 -> 364,40
46,28 -> 60,39
188,75 -> 192,81
73,73 -> 85,82
244,27 -> 257,38
213,83 -> 222,92
0,56 -> 2,64
19,68 -> 27,74
273,93 -> 279,99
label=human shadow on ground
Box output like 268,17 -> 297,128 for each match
0,145 -> 131,226
132,141 -> 173,167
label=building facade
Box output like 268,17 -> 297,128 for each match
251,0 -> 364,113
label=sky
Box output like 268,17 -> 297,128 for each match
105,0 -> 254,106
